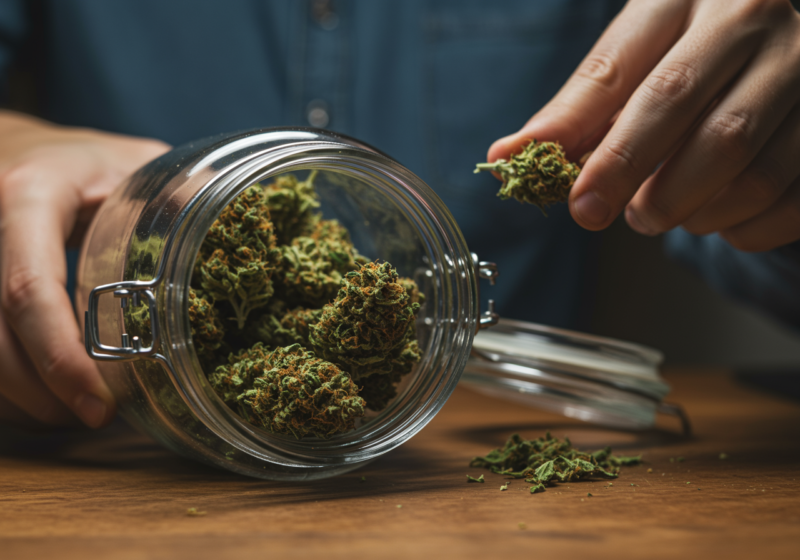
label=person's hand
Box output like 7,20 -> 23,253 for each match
488,0 -> 800,252
0,111 -> 170,429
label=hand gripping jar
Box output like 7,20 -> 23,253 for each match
78,128 -> 500,481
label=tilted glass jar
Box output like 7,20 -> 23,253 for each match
77,127 -> 499,481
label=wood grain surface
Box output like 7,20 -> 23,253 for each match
1,369 -> 799,560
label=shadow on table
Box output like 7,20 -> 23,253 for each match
0,417 -> 459,506
735,369 -> 800,402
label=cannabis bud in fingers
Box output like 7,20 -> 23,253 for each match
475,140 -> 580,215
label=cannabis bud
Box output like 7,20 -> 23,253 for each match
304,218 -> 369,271
184,171 -> 425,436
195,186 -> 280,329
309,261 -> 420,381
216,343 -> 365,439
187,289 -> 226,366
261,171 -> 321,244
470,432 -> 641,492
397,277 -> 426,306
250,306 -> 323,349
275,237 -> 347,308
474,140 -> 580,215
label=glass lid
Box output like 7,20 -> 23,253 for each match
461,319 -> 687,431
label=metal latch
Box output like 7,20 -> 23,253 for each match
84,280 -> 162,362
472,253 -> 499,331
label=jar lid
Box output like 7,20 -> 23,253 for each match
462,319 -> 680,430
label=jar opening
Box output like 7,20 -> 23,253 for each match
159,143 -> 476,467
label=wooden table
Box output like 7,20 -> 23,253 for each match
1,369 -> 799,559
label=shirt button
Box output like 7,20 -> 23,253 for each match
306,99 -> 330,128
311,0 -> 339,31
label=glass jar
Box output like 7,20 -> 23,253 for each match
78,127 -> 499,481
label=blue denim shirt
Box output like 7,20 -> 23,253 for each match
1,0 -> 797,330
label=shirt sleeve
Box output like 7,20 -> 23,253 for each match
665,229 -> 800,330
0,0 -> 28,103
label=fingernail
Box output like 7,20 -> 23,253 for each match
75,393 -> 107,428
573,192 -> 610,227
625,207 -> 658,236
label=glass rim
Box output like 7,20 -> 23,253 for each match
153,131 -> 477,468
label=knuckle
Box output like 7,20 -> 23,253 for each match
600,140 -> 641,176
1,267 -> 41,320
37,346 -> 74,387
703,112 -> 756,164
576,50 -> 623,92
641,62 -> 700,109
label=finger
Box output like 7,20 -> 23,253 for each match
720,176 -> 800,252
569,7 -> 767,230
626,20 -> 800,235
0,169 -> 114,429
0,314 -> 77,425
487,0 -> 689,162
682,102 -> 800,234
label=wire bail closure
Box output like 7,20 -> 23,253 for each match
84,280 -> 164,363
472,252 -> 499,332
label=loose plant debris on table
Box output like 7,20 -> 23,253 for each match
129,171 -> 425,440
470,433 -> 642,494
474,140 -> 580,215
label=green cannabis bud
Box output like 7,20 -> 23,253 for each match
214,343 -> 365,439
189,171 -> 425,435
261,171 -> 321,244
309,264 -> 423,412
275,225 -> 369,309
187,289 -> 226,366
304,218 -> 369,269
470,432 -> 641,492
196,186 -> 280,329
474,140 -> 580,214
398,277 -> 426,306
275,237 -> 348,308
354,338 -> 421,411
309,261 -> 421,381
250,306 -> 323,349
